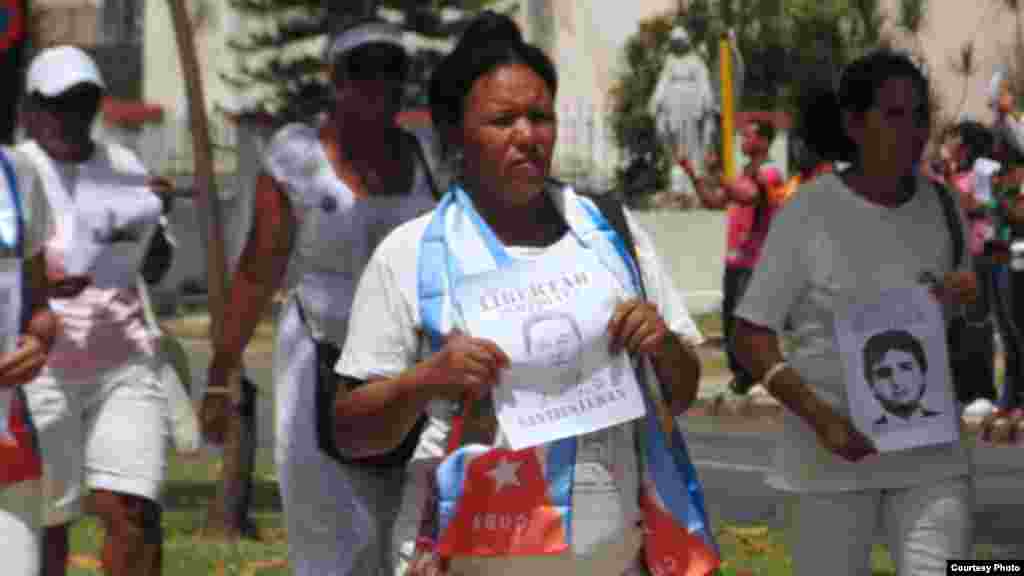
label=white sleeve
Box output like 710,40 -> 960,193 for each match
9,149 -> 53,258
734,195 -> 810,331
335,244 -> 421,381
624,209 -> 703,346
262,123 -> 319,211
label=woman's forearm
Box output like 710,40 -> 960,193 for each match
734,319 -> 830,432
334,354 -> 445,457
25,254 -> 56,351
651,332 -> 701,415
213,175 -> 293,369
216,245 -> 288,368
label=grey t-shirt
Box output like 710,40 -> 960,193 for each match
736,172 -> 971,493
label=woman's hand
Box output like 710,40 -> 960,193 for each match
607,299 -> 669,358
0,335 -> 48,388
931,270 -> 978,308
432,331 -> 509,402
147,176 -> 176,215
811,405 -> 877,462
45,248 -> 91,299
979,408 -> 1024,445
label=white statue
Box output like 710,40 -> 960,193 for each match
648,27 -> 716,193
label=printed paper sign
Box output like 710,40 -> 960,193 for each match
456,255 -> 646,451
835,286 -> 958,452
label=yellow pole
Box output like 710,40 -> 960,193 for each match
719,35 -> 736,179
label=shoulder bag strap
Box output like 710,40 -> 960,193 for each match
408,131 -> 442,200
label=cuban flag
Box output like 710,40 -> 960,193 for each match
0,391 -> 41,486
638,383 -> 720,576
436,442 -> 574,557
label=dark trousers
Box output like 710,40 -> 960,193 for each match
956,256 -> 999,404
1003,256 -> 1024,407
722,265 -> 754,385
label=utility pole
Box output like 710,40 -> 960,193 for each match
166,0 -> 255,538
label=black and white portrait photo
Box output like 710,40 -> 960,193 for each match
862,329 -> 942,428
522,311 -> 584,397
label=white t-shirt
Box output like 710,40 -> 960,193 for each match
337,206 -> 701,574
262,122 -> 437,346
735,172 -> 971,493
18,139 -> 161,378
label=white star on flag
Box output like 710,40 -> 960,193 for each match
486,457 -> 522,492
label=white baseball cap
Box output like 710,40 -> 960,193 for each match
25,45 -> 105,97
325,20 -> 404,63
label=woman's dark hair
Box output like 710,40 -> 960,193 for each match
862,329 -> 928,385
950,120 -> 995,173
798,49 -> 930,163
429,10 -> 557,154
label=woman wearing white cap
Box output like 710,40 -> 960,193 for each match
18,45 -> 171,576
203,19 -> 437,575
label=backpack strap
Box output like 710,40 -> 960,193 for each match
581,192 -> 647,299
409,131 -> 443,201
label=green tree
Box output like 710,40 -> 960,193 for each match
609,0 -> 929,203
224,0 -> 512,124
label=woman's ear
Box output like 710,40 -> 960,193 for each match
842,109 -> 863,153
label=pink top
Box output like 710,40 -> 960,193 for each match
725,165 -> 785,268
19,140 -> 160,379
950,171 -> 992,256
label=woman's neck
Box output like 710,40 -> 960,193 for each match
843,168 -> 916,208
469,184 -> 567,247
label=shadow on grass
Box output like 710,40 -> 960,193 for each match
163,480 -> 283,512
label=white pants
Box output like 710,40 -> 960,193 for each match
24,359 -> 169,526
784,476 -> 974,576
274,301 -> 404,576
0,479 -> 42,575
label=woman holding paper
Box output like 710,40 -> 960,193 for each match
734,50 -> 977,576
203,20 -> 438,576
18,46 -> 168,576
0,144 -> 58,576
335,12 -> 708,576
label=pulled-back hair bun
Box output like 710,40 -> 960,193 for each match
429,10 -> 557,156
457,10 -> 523,49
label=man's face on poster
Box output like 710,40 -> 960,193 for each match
526,315 -> 582,396
533,319 -> 577,368
869,349 -> 926,409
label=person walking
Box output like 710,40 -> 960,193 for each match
335,12 -> 711,575
19,46 -> 170,576
202,20 -> 438,576
734,50 -> 976,575
680,119 -> 785,396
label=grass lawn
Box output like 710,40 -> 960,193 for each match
61,452 -> 915,576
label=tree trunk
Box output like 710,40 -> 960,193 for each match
165,0 -> 255,539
